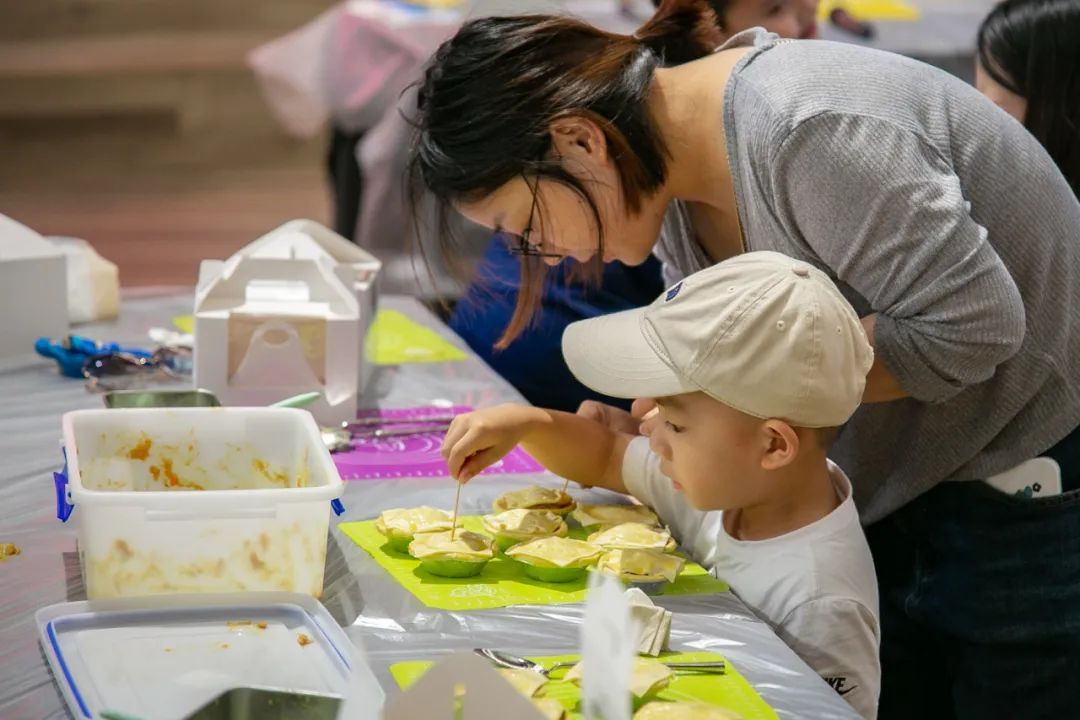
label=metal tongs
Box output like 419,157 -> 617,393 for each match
342,415 -> 455,439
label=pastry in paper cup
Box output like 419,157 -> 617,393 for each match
375,506 -> 460,552
497,668 -> 549,698
565,657 -> 673,700
493,485 -> 576,515
531,697 -> 568,720
482,508 -> 569,551
505,536 -> 603,583
588,523 -> 677,553
634,702 -> 744,720
408,530 -> 494,577
570,503 -> 660,531
598,548 -> 686,593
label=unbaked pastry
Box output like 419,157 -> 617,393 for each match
571,503 -> 660,529
633,702 -> 744,719
565,657 -> 673,699
588,523 -> 676,553
493,486 -> 575,515
374,507 -> 457,539
597,549 -> 685,584
505,537 -> 603,569
482,509 -> 568,543
407,530 -> 494,561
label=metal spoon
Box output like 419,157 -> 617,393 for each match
474,648 -> 574,677
321,427 -> 353,453
474,648 -> 725,677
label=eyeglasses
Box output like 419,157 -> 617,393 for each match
503,174 -> 564,259
82,346 -> 193,393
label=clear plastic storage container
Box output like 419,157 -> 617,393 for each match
58,408 -> 344,599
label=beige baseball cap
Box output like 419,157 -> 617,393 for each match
562,251 -> 874,428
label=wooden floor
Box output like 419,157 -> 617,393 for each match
0,0 -> 336,287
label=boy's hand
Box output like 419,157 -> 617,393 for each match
576,399 -> 658,435
441,404 -> 547,482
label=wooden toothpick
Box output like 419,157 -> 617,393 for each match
450,480 -> 463,542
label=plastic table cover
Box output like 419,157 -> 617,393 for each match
0,289 -> 858,719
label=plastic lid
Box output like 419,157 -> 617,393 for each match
36,592 -> 370,720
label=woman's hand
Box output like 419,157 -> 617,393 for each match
576,399 -> 658,435
441,404 -> 547,482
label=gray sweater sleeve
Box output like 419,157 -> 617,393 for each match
769,112 -> 1026,403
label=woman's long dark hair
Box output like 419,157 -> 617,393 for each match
407,0 -> 721,345
653,0 -> 731,30
978,0 -> 1080,199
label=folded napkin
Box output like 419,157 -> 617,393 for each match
626,588 -> 672,657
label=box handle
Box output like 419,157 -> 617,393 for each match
54,446 -> 74,522
145,507 -> 278,522
331,498 -> 345,516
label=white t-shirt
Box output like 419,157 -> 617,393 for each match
622,437 -> 881,719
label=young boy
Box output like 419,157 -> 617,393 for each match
442,251 -> 880,719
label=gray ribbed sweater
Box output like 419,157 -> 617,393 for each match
657,30 -> 1080,523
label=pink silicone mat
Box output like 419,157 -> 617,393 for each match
332,406 -> 544,481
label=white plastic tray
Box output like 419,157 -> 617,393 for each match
36,592 -> 378,720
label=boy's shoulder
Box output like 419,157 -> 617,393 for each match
781,461 -> 877,615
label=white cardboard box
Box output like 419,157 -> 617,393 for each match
236,220 -> 381,390
0,214 -> 68,363
194,230 -> 364,426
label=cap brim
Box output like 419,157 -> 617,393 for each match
562,309 -> 694,400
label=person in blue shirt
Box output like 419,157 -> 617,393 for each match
450,237 -> 663,411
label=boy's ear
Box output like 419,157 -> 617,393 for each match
760,420 -> 800,471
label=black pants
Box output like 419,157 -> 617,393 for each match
326,126 -> 365,241
868,423 -> 1080,719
